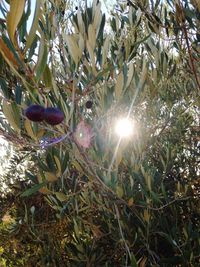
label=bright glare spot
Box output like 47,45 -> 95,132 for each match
115,118 -> 134,138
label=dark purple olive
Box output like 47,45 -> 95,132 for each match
25,104 -> 45,122
85,100 -> 93,109
44,107 -> 64,125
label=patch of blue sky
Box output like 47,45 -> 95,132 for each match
27,0 -> 36,32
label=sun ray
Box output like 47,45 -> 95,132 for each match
107,84 -> 140,175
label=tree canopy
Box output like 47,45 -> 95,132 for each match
0,0 -> 200,266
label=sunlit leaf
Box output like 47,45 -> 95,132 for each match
6,0 -> 25,44
24,119 -> 36,140
115,72 -> 124,100
116,186 -> 123,198
55,192 -> 68,202
2,100 -> 20,133
45,172 -> 58,182
64,34 -> 82,66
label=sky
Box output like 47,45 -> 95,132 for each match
0,0 -> 116,26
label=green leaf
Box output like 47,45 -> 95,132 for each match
97,13 -> 105,40
36,157 -> 49,171
128,34 -> 150,61
115,72 -> 124,100
43,65 -> 52,88
15,85 -> 22,105
18,0 -> 31,43
55,192 -> 68,202
116,186 -> 124,198
25,0 -> 43,51
130,254 -> 138,267
25,171 -> 38,183
2,100 -> 21,133
110,17 -> 117,32
6,0 -> 25,43
151,191 -> 161,204
61,151 -> 69,173
73,219 -> 80,239
27,35 -> 39,62
35,35 -> 48,82
21,182 -> 46,197
46,152 -> 57,172
0,77 -> 11,99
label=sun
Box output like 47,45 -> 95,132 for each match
115,118 -> 134,138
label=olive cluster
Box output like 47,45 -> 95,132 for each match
25,104 -> 64,125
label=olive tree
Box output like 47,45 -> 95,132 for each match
0,0 -> 200,266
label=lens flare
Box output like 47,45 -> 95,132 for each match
115,118 -> 133,138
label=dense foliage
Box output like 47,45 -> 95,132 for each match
0,0 -> 200,266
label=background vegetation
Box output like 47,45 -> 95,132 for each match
0,0 -> 199,266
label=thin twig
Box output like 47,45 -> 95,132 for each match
114,204 -> 132,260
134,196 -> 191,211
